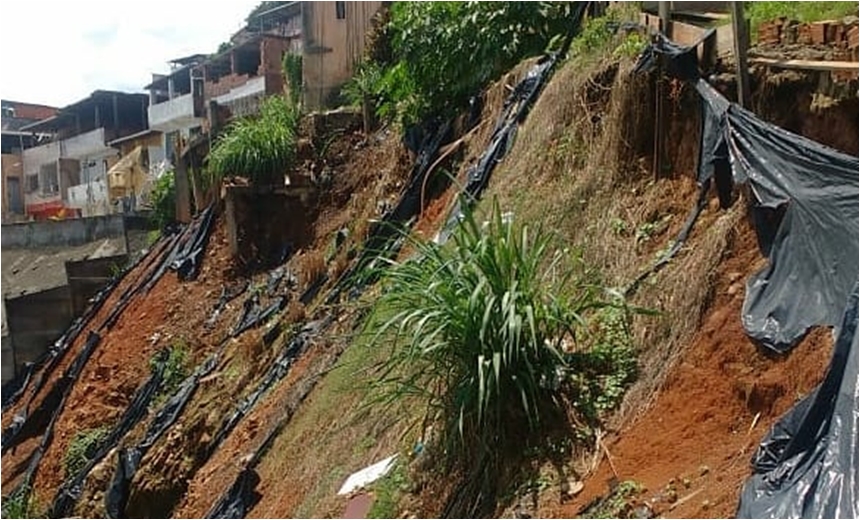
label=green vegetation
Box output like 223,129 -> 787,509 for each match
208,95 -> 300,185
367,460 -> 408,518
368,202 -> 638,473
1,485 -> 41,519
62,426 -> 111,480
362,2 -> 581,126
746,1 -> 857,30
150,340 -> 190,400
283,53 -> 303,107
149,169 -> 176,230
581,480 -> 643,518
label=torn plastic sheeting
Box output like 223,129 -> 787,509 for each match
203,320 -> 329,518
2,331 -> 102,453
3,330 -> 101,510
436,54 -> 559,246
207,468 -> 262,519
327,121 -> 451,305
105,354 -> 218,518
206,321 -> 314,462
170,204 -> 216,281
49,350 -> 167,518
231,296 -> 286,338
634,33 -> 859,352
737,286 -> 858,519
338,455 -> 398,496
206,281 -> 250,329
694,79 -> 859,352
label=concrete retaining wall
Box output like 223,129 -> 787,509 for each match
66,254 -> 128,315
1,213 -> 126,248
4,285 -> 73,375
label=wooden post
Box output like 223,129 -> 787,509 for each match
731,1 -> 751,108
658,1 -> 670,37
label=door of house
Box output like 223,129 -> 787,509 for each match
7,177 -> 23,214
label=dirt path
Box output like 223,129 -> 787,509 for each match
542,219 -> 834,518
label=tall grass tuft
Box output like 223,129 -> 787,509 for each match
208,95 -> 300,185
368,201 -> 632,475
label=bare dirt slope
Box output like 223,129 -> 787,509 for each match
541,218 -> 833,518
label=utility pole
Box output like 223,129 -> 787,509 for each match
658,1 -> 671,38
731,1 -> 751,108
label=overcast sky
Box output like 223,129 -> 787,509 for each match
1,0 -> 260,108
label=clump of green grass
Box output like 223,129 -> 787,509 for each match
62,426 -> 111,480
746,2 -> 858,38
367,201 -> 641,474
208,95 -> 300,185
150,340 -> 190,403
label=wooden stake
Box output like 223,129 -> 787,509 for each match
731,1 -> 751,109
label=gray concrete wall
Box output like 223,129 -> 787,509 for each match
1,213 -> 126,249
4,285 -> 73,376
66,254 -> 128,315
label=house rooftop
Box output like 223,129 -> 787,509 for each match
18,90 -> 148,133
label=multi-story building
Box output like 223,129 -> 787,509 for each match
144,1 -> 383,143
18,91 -> 149,219
1,100 -> 58,222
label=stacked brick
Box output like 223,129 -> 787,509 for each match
758,17 -> 859,59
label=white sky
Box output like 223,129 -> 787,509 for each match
1,0 -> 260,108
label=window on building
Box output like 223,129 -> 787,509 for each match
26,174 -> 39,193
39,163 -> 59,195
335,1 -> 346,20
2,106 -> 14,119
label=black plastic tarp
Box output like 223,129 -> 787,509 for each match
635,32 -> 859,519
693,80 -> 859,352
737,286 -> 858,519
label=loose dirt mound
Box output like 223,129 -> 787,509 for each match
542,218 -> 833,519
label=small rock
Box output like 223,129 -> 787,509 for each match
702,499 -> 711,511
633,504 -> 654,519
562,480 -> 584,498
699,465 -> 710,476
666,489 -> 678,504
682,477 -> 691,489
727,283 -> 741,296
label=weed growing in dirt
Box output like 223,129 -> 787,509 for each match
745,2 -> 858,37
581,479 -> 643,518
150,340 -> 190,402
62,426 -> 111,480
366,201 -> 643,514
1,485 -> 43,519
367,460 -> 408,518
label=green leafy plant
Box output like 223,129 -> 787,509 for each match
208,95 -> 300,185
1,485 -> 40,519
367,461 -> 408,518
582,480 -> 643,518
283,53 -> 303,107
151,340 -> 190,399
149,169 -> 176,230
613,32 -> 648,59
370,2 -> 580,126
62,426 -> 111,480
368,202 -> 621,465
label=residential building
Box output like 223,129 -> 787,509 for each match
301,1 -> 383,108
18,91 -> 149,219
144,1 -> 383,140
1,100 -> 58,222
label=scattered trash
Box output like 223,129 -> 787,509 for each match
338,455 -> 398,496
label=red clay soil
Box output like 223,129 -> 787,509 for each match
171,131 -> 412,518
542,219 -> 834,519
0,235 -> 175,493
2,217 -> 238,505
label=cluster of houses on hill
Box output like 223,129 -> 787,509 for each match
1,1 -> 382,223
